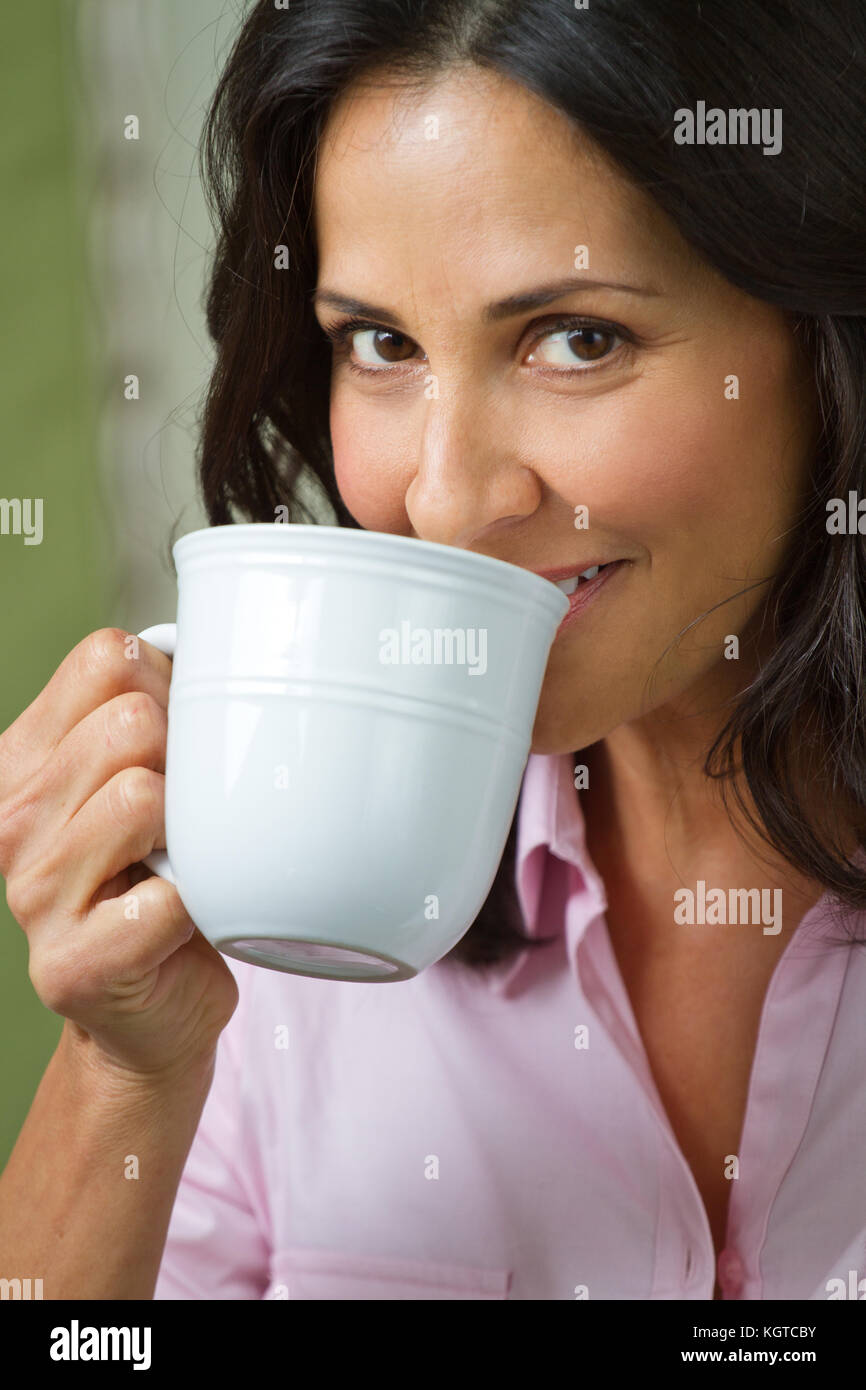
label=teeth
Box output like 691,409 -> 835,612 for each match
553,564 -> 602,596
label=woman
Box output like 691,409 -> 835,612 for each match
1,0 -> 864,1301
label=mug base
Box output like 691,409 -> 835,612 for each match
216,934 -> 417,982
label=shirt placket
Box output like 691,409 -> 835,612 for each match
574,881 -> 852,1300
719,921 -> 852,1300
570,895 -> 715,1298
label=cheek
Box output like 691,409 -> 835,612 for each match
570,366 -> 799,573
540,379 -> 732,554
654,372 -> 806,570
629,391 -> 741,542
329,391 -> 413,531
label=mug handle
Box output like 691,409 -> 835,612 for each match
137,624 -> 177,886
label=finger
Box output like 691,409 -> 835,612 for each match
30,875 -> 196,1017
18,690 -> 168,846
38,765 -> 168,919
0,629 -> 172,798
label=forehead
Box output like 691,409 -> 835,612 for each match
312,65 -> 694,293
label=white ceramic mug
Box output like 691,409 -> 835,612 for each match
137,523 -> 567,982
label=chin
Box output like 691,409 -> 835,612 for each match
529,679 -> 614,755
528,713 -> 588,758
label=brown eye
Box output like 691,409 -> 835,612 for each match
565,326 -> 612,360
527,321 -> 622,369
353,328 -> 417,365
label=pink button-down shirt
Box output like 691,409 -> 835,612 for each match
154,751 -> 866,1300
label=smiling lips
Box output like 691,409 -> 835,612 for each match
539,558 -> 629,633
534,560 -> 619,596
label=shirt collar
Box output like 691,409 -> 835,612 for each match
484,751 -> 607,996
483,754 -> 866,997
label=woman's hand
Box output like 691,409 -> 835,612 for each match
0,628 -> 239,1083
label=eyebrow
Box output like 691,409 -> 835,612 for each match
311,276 -> 661,329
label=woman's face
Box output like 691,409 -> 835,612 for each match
312,65 -> 817,755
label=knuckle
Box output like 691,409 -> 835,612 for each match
146,873 -> 189,924
78,628 -> 135,687
107,691 -> 166,752
26,948 -> 57,1012
29,940 -> 89,1016
109,766 -> 162,827
5,866 -> 47,927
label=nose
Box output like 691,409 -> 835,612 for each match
404,387 -> 542,550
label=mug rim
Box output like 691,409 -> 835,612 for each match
173,523 -> 568,618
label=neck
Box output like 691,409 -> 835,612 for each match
579,660 -> 837,942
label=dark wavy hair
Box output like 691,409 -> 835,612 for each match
188,0 -> 866,968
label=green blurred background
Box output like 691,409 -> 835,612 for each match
0,0 -> 236,1166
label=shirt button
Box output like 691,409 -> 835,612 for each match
717,1248 -> 744,1295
